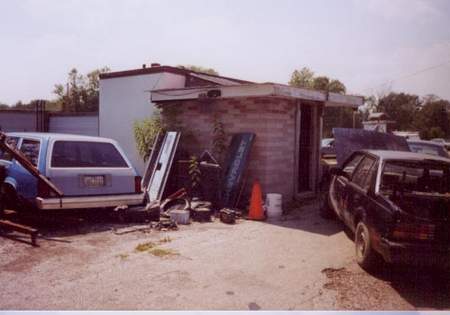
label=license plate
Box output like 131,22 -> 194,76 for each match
83,175 -> 105,187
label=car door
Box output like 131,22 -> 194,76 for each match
345,156 -> 377,230
331,153 -> 364,219
10,137 -> 42,199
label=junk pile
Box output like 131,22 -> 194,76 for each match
131,131 -> 256,226
0,131 -> 63,246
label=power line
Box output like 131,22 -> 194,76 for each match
371,59 -> 450,90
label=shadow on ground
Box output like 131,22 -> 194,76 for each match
261,198 -> 344,237
369,264 -> 450,309
0,208 -> 150,244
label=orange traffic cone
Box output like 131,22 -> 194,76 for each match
248,180 -> 265,220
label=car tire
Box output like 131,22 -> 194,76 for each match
355,221 -> 379,271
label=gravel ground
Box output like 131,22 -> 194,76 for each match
0,205 -> 449,310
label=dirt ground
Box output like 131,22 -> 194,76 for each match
1,202 -> 449,310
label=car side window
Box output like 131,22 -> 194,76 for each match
0,136 -> 19,161
51,141 -> 128,168
342,154 -> 364,179
352,157 -> 376,190
19,139 -> 40,166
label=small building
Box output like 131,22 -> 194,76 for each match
99,64 -> 249,173
151,83 -> 363,201
362,112 -> 396,133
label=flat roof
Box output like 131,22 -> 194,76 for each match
99,65 -> 251,85
151,83 -> 364,108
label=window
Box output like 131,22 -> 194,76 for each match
381,161 -> 450,194
0,137 -> 19,161
408,143 -> 448,158
51,141 -> 128,168
352,157 -> 376,190
20,139 -> 40,166
342,153 -> 364,179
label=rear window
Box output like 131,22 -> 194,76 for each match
408,142 -> 448,158
51,141 -> 128,168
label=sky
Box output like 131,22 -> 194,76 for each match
1,0 -> 450,104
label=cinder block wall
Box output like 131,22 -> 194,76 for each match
161,97 -> 297,204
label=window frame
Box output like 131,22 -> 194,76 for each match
351,156 -> 377,191
341,153 -> 365,180
48,139 -> 131,169
19,137 -> 42,168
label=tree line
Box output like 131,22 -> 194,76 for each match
289,67 -> 450,140
2,64 -> 449,140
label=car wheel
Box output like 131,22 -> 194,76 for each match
355,221 -> 379,270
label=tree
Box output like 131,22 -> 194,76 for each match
53,67 -> 110,112
177,65 -> 219,75
133,114 -> 163,161
413,97 -> 450,139
376,92 -> 421,131
289,67 -> 351,137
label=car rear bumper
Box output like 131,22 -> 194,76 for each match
379,238 -> 450,268
36,193 -> 145,210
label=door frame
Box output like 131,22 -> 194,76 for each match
294,100 -> 322,200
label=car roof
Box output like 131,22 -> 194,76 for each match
362,150 -> 450,163
6,132 -> 117,143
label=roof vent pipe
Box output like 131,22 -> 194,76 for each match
142,64 -> 146,69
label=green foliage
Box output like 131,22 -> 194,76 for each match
53,67 -> 110,112
212,114 -> 226,158
289,67 -> 350,136
413,98 -> 450,139
188,155 -> 201,190
177,65 -> 219,75
289,67 -> 346,94
133,114 -> 163,161
376,92 -> 420,131
369,92 -> 450,140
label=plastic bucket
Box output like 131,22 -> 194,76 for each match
265,193 -> 282,218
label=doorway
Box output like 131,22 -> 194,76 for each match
296,103 -> 319,196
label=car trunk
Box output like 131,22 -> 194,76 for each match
46,168 -> 136,197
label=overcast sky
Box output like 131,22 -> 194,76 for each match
1,0 -> 449,104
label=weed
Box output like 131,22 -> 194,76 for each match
149,247 -> 179,257
159,236 -> 172,243
116,253 -> 129,260
135,241 -> 156,252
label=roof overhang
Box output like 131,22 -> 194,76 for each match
151,83 -> 364,108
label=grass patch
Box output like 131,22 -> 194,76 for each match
116,253 -> 129,260
135,241 -> 156,252
159,236 -> 172,243
149,247 -> 179,257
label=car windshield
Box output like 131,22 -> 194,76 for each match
380,160 -> 450,195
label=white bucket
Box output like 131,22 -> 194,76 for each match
266,193 -> 283,218
169,209 -> 190,225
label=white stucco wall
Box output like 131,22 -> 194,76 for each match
99,72 -> 186,175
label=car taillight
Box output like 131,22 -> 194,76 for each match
135,176 -> 142,193
392,222 -> 435,241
